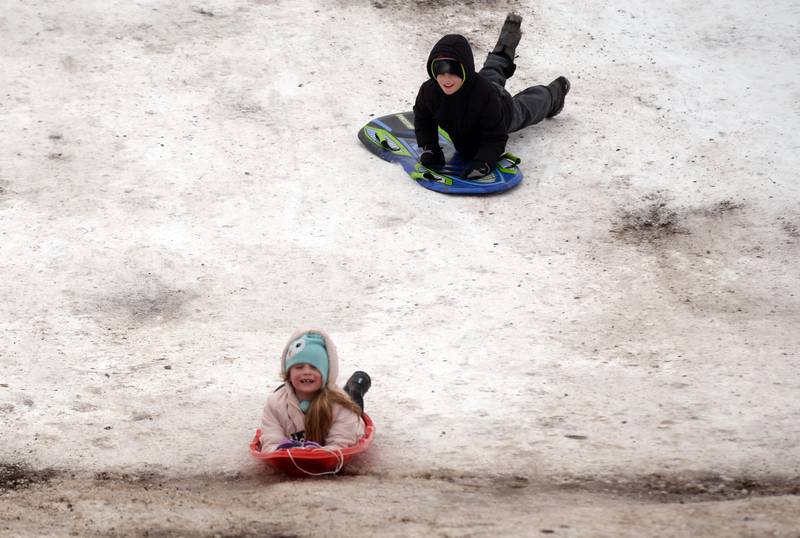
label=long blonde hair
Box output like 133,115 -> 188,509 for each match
284,373 -> 362,445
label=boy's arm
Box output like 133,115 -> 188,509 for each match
413,85 -> 440,150
474,96 -> 509,167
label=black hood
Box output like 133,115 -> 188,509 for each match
426,34 -> 476,87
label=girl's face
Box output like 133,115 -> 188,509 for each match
436,73 -> 463,95
289,363 -> 323,399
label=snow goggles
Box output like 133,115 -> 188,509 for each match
431,58 -> 464,79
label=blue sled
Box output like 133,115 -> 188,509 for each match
358,111 -> 523,195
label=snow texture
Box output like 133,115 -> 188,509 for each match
1,0 -> 799,485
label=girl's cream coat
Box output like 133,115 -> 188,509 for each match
259,329 -> 365,452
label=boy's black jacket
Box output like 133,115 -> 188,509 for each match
413,34 -> 513,166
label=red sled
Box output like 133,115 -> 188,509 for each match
250,413 -> 375,477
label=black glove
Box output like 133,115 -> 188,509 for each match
463,160 -> 491,179
419,146 -> 445,168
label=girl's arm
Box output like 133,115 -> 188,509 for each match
324,405 -> 364,449
259,397 -> 291,453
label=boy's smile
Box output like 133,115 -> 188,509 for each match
289,363 -> 323,400
436,73 -> 463,95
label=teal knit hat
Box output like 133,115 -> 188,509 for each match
284,332 -> 329,384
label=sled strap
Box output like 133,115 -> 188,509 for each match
285,447 -> 345,477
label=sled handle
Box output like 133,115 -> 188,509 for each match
411,166 -> 453,185
373,131 -> 401,152
496,152 -> 521,174
410,170 -> 436,181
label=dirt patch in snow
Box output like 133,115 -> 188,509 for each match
1,468 -> 799,536
611,193 -> 689,242
0,464 -> 56,493
559,471 -> 800,503
367,0 -> 515,10
0,179 -> 9,202
610,193 -> 748,244
778,217 -> 800,239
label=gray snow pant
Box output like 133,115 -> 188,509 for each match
478,53 -> 552,133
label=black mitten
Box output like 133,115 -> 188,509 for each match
464,160 -> 492,179
419,146 -> 445,167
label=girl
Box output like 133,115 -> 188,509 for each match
259,329 -> 371,452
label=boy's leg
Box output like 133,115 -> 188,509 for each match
478,52 -> 513,88
343,371 -> 371,411
545,76 -> 571,118
508,77 -> 571,132
491,13 -> 522,74
507,85 -> 552,132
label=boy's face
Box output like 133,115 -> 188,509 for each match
436,73 -> 463,95
289,363 -> 323,399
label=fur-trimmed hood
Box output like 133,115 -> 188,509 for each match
279,328 -> 340,388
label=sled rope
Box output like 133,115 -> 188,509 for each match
285,446 -> 346,476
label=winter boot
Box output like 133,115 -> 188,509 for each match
491,13 -> 523,63
343,371 -> 371,411
546,76 -> 571,118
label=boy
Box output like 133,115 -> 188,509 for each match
413,13 -> 570,179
